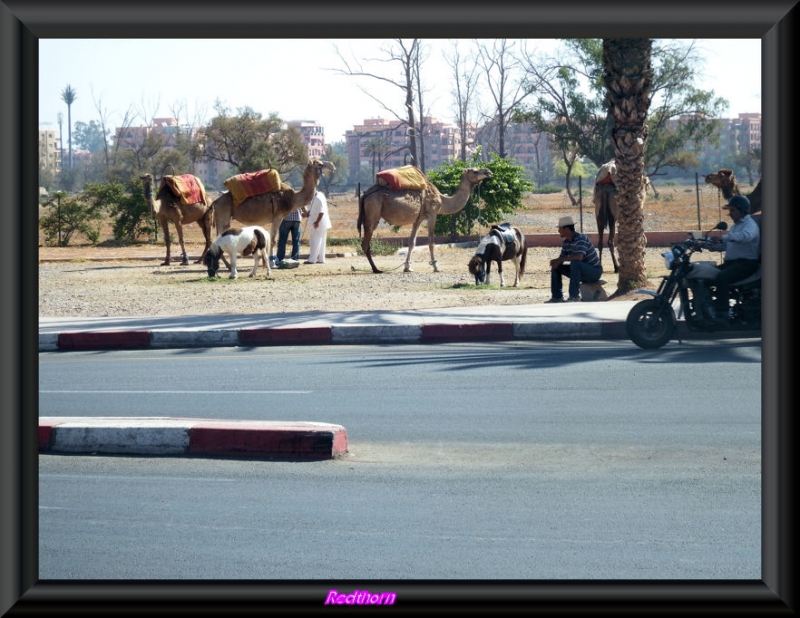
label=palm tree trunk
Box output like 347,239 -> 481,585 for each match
602,39 -> 652,294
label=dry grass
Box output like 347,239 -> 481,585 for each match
39,181 -> 750,250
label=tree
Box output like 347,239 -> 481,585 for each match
334,39 -> 425,169
73,120 -> 108,153
518,39 -> 727,179
474,39 -> 534,160
39,189 -> 102,246
198,102 -> 306,174
445,41 -> 480,163
83,180 -> 154,244
602,38 -> 653,294
60,84 -> 77,169
429,149 -> 533,238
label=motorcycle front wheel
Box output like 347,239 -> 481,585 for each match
626,299 -> 676,349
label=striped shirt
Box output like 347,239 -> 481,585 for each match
283,207 -> 303,223
559,232 -> 601,268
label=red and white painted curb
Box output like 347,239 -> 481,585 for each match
39,417 -> 348,460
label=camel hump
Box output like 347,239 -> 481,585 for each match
376,165 -> 427,190
595,160 -> 618,186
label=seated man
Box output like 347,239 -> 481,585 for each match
708,195 -> 761,318
546,215 -> 603,303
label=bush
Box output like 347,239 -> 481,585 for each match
39,191 -> 103,247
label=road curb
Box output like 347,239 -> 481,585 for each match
39,417 -> 349,460
39,321 -> 630,351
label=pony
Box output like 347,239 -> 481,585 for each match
204,225 -> 271,279
467,223 -> 527,287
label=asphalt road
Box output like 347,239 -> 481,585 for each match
39,341 -> 762,581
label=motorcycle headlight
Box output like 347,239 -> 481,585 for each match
662,251 -> 674,269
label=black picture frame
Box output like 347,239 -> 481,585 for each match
3,1 -> 795,614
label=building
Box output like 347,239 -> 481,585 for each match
286,120 -> 326,160
38,128 -> 61,174
344,117 -> 468,184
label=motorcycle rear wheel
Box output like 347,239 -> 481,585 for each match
626,299 -> 675,349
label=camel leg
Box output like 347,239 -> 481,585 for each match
173,222 -> 189,266
608,226 -> 619,273
361,227 -> 383,274
159,218 -> 171,266
402,219 -> 424,273
427,215 -> 440,273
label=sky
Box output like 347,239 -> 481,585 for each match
38,38 -> 762,145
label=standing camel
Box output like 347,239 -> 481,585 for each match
212,158 -> 336,248
140,173 -> 214,266
592,160 -> 651,273
704,168 -> 762,214
357,166 -> 493,273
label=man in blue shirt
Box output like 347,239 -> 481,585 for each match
546,215 -> 603,303
708,195 -> 761,317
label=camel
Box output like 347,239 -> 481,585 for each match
140,173 -> 214,266
704,168 -> 762,214
357,166 -> 493,274
211,158 -> 336,252
592,160 -> 652,274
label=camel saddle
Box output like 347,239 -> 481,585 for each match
160,174 -> 208,206
376,165 -> 427,191
595,160 -> 619,187
490,223 -> 516,246
224,169 -> 283,208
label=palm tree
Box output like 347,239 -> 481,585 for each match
60,84 -> 77,169
602,39 -> 652,295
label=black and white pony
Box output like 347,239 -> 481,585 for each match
468,223 -> 527,286
204,225 -> 271,279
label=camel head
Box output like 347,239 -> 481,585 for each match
308,158 -> 336,178
704,168 -> 738,191
465,168 -> 493,186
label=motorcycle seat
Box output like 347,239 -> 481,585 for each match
732,266 -> 761,287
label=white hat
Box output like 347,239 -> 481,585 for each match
558,215 -> 575,227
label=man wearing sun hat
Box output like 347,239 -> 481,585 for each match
707,194 -> 761,319
546,215 -> 603,303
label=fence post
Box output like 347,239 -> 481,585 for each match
695,172 -> 702,230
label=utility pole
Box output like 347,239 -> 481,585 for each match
57,112 -> 63,174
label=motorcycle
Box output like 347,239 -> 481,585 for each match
626,222 -> 761,349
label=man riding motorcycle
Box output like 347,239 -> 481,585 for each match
707,195 -> 761,322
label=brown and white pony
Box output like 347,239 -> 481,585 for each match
204,225 -> 271,279
468,224 -> 527,287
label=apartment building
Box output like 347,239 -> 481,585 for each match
286,120 -> 326,160
344,117 -> 469,184
38,128 -> 61,174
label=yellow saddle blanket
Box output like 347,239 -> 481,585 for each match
376,165 -> 427,191
224,169 -> 283,208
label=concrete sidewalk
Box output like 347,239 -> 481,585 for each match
39,301 -> 640,351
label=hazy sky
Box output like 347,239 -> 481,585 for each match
39,38 -> 762,144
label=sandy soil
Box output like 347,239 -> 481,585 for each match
38,191 -> 680,318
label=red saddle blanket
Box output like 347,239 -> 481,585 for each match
160,174 -> 208,206
224,169 -> 283,208
376,165 -> 427,191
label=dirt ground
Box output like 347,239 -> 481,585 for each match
38,190 -> 699,318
